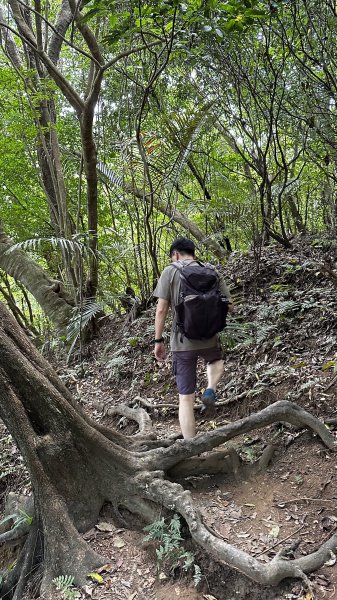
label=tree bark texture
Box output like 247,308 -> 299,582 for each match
0,303 -> 336,599
0,224 -> 74,330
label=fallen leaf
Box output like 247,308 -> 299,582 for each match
270,525 -> 280,538
203,595 -> 218,600
321,515 -> 337,531
95,521 -> 114,532
83,528 -> 96,539
96,563 -> 114,573
87,572 -> 104,584
127,593 -> 137,600
113,536 -> 126,548
83,586 -> 93,597
236,532 -> 251,538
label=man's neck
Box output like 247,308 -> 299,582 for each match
177,255 -> 195,261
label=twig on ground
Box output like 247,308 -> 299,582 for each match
275,498 -> 335,506
324,375 -> 337,392
253,525 -> 305,557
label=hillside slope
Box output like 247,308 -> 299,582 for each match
67,233 -> 337,600
1,233 -> 337,600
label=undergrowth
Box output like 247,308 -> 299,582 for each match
143,514 -> 202,586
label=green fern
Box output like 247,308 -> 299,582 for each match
105,355 -> 127,371
298,378 -> 320,392
52,575 -> 80,600
143,514 -> 202,586
220,318 -> 254,350
255,324 -> 277,345
193,564 -> 202,586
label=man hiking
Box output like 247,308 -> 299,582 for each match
153,237 -> 234,439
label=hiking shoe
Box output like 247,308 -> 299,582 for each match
201,388 -> 217,406
200,388 -> 217,417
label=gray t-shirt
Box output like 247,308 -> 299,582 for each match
154,259 -> 232,351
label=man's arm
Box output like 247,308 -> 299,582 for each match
154,298 -> 169,361
218,272 -> 235,313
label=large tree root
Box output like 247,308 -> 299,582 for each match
1,303 -> 336,599
141,474 -> 337,586
103,404 -> 156,439
142,399 -> 335,472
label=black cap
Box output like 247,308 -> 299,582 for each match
169,237 -> 195,257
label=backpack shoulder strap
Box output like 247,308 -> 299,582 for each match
171,260 -> 204,270
171,260 -> 183,272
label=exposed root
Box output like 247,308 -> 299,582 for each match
258,444 -> 276,471
104,404 -> 156,439
168,443 -> 277,480
144,400 -> 336,472
0,521 -> 42,600
143,475 -> 337,586
134,393 -> 247,412
1,302 -> 336,596
168,447 -> 241,479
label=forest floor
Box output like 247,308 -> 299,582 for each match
1,233 -> 337,600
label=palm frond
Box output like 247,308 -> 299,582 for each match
66,300 -> 103,344
96,161 -> 124,189
160,104 -> 213,193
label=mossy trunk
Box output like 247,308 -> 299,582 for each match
0,224 -> 74,331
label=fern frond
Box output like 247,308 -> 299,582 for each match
6,236 -> 92,257
52,574 -> 74,591
105,356 -> 126,370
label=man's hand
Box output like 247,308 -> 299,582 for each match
154,341 -> 167,362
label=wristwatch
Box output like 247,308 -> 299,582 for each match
154,337 -> 164,343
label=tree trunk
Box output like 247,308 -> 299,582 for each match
0,224 -> 74,331
80,108 -> 101,298
0,303 -> 336,599
0,4 -> 79,293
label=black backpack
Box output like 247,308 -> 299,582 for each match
172,261 -> 229,340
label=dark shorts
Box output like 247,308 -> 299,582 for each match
172,347 -> 224,395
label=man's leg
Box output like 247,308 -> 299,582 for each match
172,351 -> 198,439
178,393 -> 196,439
206,359 -> 224,392
199,348 -> 224,409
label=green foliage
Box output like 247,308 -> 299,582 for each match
240,445 -> 256,462
0,511 -> 29,530
82,0 -> 268,41
52,575 -> 80,600
66,300 -> 103,361
2,0 -> 337,339
143,514 -> 202,586
7,236 -> 91,258
270,284 -> 290,293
